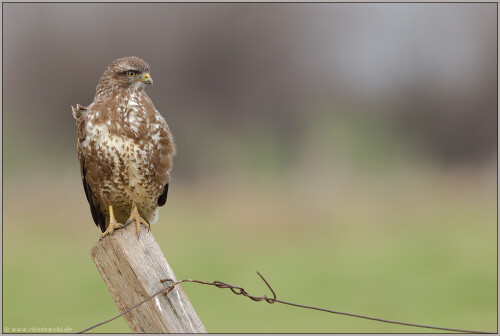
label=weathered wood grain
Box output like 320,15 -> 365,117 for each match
90,224 -> 206,333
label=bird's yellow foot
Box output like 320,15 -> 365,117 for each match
101,205 -> 125,239
125,205 -> 150,235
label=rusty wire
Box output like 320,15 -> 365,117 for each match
161,271 -> 277,304
78,271 -> 493,334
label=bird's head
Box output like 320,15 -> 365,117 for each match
97,56 -> 153,93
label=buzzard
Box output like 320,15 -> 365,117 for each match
73,56 -> 176,238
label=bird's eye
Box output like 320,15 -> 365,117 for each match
127,71 -> 136,77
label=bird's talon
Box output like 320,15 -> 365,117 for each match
100,206 -> 125,239
101,222 -> 125,239
126,205 -> 151,236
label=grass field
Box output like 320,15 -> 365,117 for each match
3,157 -> 496,333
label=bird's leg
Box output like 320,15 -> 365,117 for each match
101,205 -> 125,239
125,204 -> 150,235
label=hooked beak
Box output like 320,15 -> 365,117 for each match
138,72 -> 153,85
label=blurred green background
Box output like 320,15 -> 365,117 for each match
3,3 -> 497,333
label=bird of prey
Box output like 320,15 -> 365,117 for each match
73,56 -> 176,238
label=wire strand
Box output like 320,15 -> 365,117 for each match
77,272 -> 493,334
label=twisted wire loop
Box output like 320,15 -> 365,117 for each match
80,271 -> 492,334
162,271 -> 277,304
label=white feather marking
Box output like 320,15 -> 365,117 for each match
150,208 -> 159,224
151,132 -> 161,142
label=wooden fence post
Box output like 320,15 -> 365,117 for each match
90,224 -> 207,333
